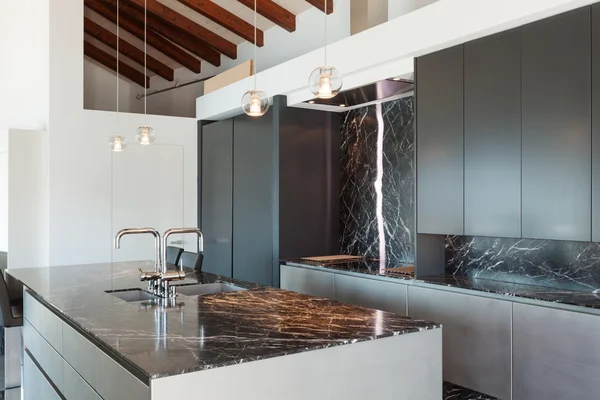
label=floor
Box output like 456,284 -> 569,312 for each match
0,383 -> 497,400
443,382 -> 498,399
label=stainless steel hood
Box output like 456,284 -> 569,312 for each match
301,78 -> 414,112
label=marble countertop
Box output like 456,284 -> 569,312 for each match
282,258 -> 414,281
8,261 -> 439,380
282,259 -> 600,310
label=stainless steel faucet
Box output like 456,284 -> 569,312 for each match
114,228 -> 161,273
162,228 -> 204,272
114,227 -> 203,300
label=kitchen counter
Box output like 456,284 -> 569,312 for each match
282,259 -> 600,310
9,261 -> 442,400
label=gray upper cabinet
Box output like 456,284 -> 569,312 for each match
592,4 -> 600,242
513,303 -> 600,399
521,7 -> 591,241
464,29 -> 522,238
416,45 -> 464,235
201,120 -> 233,278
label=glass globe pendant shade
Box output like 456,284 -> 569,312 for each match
241,90 -> 269,117
136,125 -> 156,145
109,135 -> 127,152
309,66 -> 342,99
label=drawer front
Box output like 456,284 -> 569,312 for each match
95,347 -> 150,400
23,351 -> 61,400
408,286 -> 512,400
63,359 -> 102,400
23,320 -> 63,393
280,265 -> 335,298
334,274 -> 407,316
24,291 -> 63,352
62,321 -> 98,389
513,303 -> 600,399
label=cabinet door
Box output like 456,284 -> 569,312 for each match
233,113 -> 274,286
334,274 -> 407,316
513,303 -> 600,399
408,286 -> 511,400
464,29 -> 522,238
522,7 -> 591,241
592,4 -> 600,241
280,265 -> 335,299
416,45 -> 464,235
201,120 -> 233,277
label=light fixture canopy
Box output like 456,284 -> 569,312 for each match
136,125 -> 156,145
109,134 -> 127,152
309,66 -> 343,99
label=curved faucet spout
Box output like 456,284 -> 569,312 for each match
162,228 -> 204,272
114,227 -> 162,273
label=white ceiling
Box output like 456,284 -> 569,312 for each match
85,0 -> 313,72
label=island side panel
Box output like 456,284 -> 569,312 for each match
150,329 -> 442,400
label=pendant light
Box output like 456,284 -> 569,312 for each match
136,0 -> 156,145
110,0 -> 127,152
308,0 -> 342,99
241,0 -> 269,117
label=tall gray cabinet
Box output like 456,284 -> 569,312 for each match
199,97 -> 340,287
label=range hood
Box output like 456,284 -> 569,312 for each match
301,78 -> 414,112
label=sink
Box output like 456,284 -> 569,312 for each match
106,289 -> 160,302
175,282 -> 246,296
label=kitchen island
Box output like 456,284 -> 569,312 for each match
8,261 -> 442,400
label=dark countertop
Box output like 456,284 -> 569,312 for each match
282,258 -> 415,281
7,261 -> 440,380
282,259 -> 600,310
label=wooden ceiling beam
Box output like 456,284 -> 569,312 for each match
84,41 -> 149,88
126,0 -> 236,60
119,0 -> 222,66
237,0 -> 296,33
84,17 -> 175,81
85,0 -> 202,73
305,0 -> 333,14
176,0 -> 264,47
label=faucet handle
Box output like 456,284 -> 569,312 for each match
138,268 -> 161,281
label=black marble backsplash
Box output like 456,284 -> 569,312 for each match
446,236 -> 600,291
339,96 -> 415,264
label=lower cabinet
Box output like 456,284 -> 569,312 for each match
280,265 -> 335,298
334,274 -> 407,316
408,286 -> 512,400
24,291 -> 150,400
513,303 -> 600,399
280,265 -> 407,316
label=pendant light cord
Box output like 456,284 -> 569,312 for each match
144,0 -> 148,123
116,0 -> 120,125
253,0 -> 257,91
324,0 -> 327,66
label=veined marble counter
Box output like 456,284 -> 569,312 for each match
282,259 -> 600,310
8,261 -> 442,400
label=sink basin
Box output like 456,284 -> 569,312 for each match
106,289 -> 160,302
175,282 -> 246,296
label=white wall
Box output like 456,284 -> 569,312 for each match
0,130 -> 7,253
388,0 -> 440,19
83,0 -> 350,118
7,130 -> 49,269
49,0 -> 197,266
198,0 -> 600,120
0,0 -> 49,131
